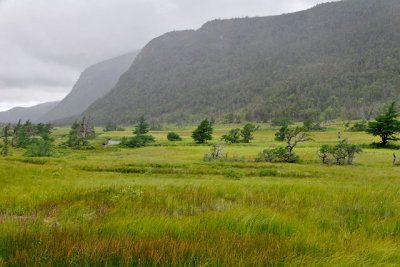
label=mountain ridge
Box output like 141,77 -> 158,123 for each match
39,51 -> 139,123
0,101 -> 60,124
70,0 -> 400,124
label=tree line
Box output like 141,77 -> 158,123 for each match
2,102 -> 400,164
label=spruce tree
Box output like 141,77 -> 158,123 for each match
366,102 -> 400,146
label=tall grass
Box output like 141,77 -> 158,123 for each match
1,123 -> 400,265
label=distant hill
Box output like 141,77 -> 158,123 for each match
0,101 -> 60,124
39,51 -> 139,123
82,0 -> 400,125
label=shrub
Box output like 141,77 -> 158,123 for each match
120,117 -> 155,148
67,117 -> 95,148
120,135 -> 155,148
221,128 -> 241,143
318,140 -> 362,165
167,132 -> 182,141
1,124 -> 10,156
303,118 -> 325,131
222,123 -> 256,144
349,120 -> 367,132
225,168 -> 242,180
24,138 -> 54,157
256,147 -> 299,163
103,122 -> 118,132
261,126 -> 311,163
203,142 -> 227,162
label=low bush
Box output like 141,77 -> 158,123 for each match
120,135 -> 155,148
225,168 -> 242,180
256,147 -> 299,163
203,143 -> 227,162
221,128 -> 241,143
167,132 -> 182,141
24,138 -> 55,157
318,139 -> 362,165
349,120 -> 367,132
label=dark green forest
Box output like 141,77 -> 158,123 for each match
81,0 -> 400,125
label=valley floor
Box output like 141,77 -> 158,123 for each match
1,124 -> 400,265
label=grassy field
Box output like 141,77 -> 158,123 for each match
1,123 -> 400,266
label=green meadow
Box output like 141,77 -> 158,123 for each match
1,123 -> 400,266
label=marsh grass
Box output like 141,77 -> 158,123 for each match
1,123 -> 400,265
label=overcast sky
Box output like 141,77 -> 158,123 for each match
0,0 -> 336,111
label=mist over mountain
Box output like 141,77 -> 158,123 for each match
79,0 -> 400,125
39,51 -> 139,123
0,101 -> 60,124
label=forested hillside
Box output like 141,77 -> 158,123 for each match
39,51 -> 139,123
0,101 -> 59,124
84,0 -> 400,125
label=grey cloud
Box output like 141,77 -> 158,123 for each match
0,0 -> 335,111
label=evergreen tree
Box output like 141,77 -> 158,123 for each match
11,119 -> 21,147
366,102 -> 400,146
120,116 -> 155,148
240,123 -> 256,143
133,116 -> 149,135
192,119 -> 213,144
66,117 -> 95,147
1,124 -> 10,156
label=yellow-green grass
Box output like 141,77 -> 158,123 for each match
1,123 -> 400,266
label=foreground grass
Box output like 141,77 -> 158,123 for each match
1,123 -> 400,265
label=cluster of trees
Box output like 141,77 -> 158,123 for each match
103,122 -> 125,132
0,125 -> 10,156
66,117 -> 96,148
0,120 -> 54,157
2,98 -> 400,164
120,116 -> 155,148
221,124 -> 256,144
303,118 -> 325,132
318,140 -> 362,165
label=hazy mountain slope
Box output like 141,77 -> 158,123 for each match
0,101 -> 60,124
85,0 -> 400,125
39,51 -> 139,123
